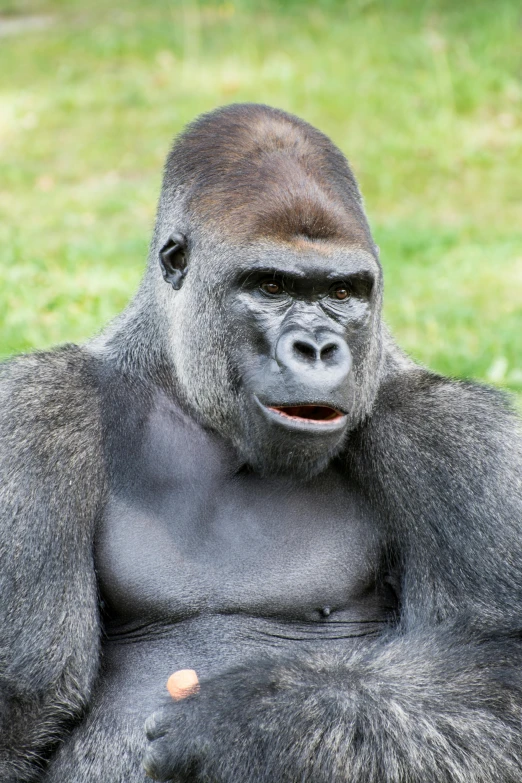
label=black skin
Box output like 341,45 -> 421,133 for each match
1,104 -> 522,783
227,251 -> 372,432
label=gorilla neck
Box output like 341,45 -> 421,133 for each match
89,282 -> 175,381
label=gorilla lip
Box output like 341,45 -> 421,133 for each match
251,399 -> 348,435
268,405 -> 345,423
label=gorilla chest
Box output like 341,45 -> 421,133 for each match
96,470 -> 390,631
96,398 -> 394,639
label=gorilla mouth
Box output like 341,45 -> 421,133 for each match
268,405 -> 345,423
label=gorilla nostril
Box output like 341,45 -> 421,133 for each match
320,343 -> 338,361
294,341 -> 317,361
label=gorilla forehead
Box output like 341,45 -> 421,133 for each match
163,103 -> 376,251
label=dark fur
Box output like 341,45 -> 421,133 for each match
1,104 -> 522,781
144,623 -> 522,783
0,347 -> 106,780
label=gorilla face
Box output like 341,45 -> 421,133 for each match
164,237 -> 382,479
228,243 -> 381,476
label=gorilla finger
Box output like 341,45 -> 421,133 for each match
144,711 -> 170,741
143,743 -> 175,781
143,741 -> 201,783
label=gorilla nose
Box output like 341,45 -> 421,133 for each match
276,331 -> 352,382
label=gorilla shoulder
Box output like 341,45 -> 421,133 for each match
0,344 -> 105,481
0,342 -> 107,568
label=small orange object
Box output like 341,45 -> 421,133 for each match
166,669 -> 200,701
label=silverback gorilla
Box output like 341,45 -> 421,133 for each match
1,104 -> 522,783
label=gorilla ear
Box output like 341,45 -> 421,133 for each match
159,233 -> 188,290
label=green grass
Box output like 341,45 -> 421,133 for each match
1,0 -> 521,404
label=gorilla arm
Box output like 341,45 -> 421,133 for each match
144,372 -> 522,783
0,347 -> 105,782
144,623 -> 522,783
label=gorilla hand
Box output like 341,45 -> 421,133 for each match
142,656 -> 320,783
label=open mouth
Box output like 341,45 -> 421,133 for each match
267,405 -> 345,424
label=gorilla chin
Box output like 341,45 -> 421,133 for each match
237,396 -> 350,479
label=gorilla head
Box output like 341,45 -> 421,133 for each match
144,104 -> 383,478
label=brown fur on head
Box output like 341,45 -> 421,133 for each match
162,103 -> 376,252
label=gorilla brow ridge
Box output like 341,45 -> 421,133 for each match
163,104 -> 374,247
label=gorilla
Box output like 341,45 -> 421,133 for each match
1,103 -> 522,783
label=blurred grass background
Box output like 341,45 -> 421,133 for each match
0,0 -> 521,401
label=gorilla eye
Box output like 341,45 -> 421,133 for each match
261,281 -> 283,296
331,286 -> 350,301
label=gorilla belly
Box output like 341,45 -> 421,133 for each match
43,615 -> 390,783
